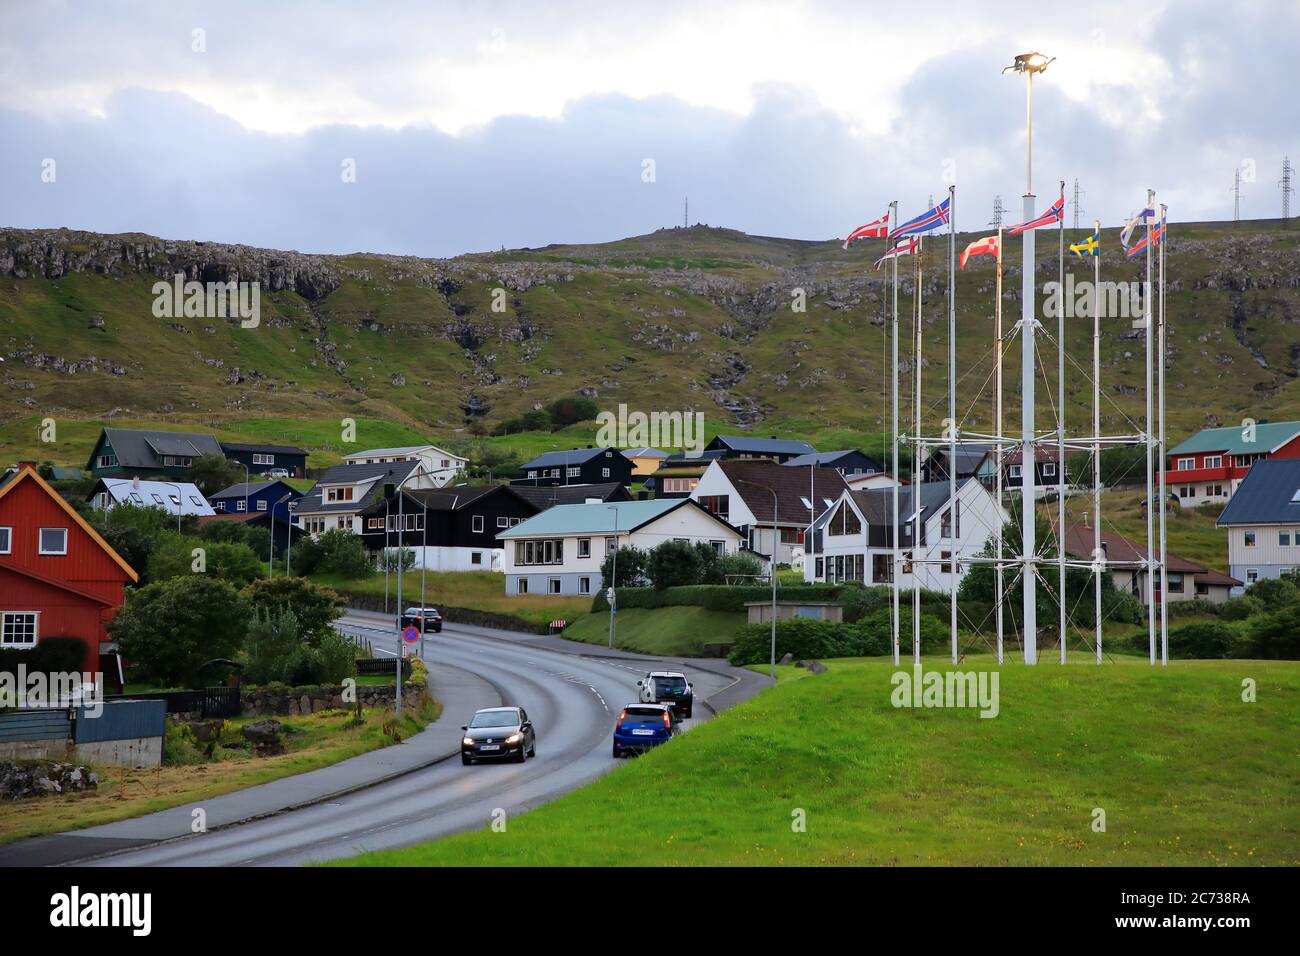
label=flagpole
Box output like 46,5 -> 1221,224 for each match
995,226 -> 1005,665
1021,145 -> 1038,665
1144,188 -> 1156,665
1158,203 -> 1169,666
913,240 -> 923,667
1057,181 -> 1066,664
1092,219 -> 1103,665
948,185 -> 957,665
890,202 -> 901,668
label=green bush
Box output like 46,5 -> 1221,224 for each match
1243,603 -> 1300,659
147,531 -> 263,586
313,528 -> 373,577
1220,595 -> 1265,621
1167,621 -> 1238,659
592,583 -> 845,614
598,546 -> 649,589
0,636 -> 90,679
162,719 -> 206,766
1165,598 -> 1221,619
727,610 -> 946,665
645,539 -> 705,590
243,576 -> 341,642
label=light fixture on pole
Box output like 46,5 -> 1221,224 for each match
1003,49 -> 1053,665
738,479 -> 779,680
605,504 -> 619,649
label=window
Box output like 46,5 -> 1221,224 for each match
236,500 -> 247,512
605,536 -> 618,554
513,539 -> 564,565
941,501 -> 961,539
1246,569 -> 1259,584
577,538 -> 591,558
1042,462 -> 1056,478
1282,531 -> 1292,547
709,540 -> 725,556
38,528 -> 67,555
325,486 -> 354,502
567,466 -> 581,478
509,518 -> 521,526
1244,532 -> 1256,547
872,554 -> 893,583
601,467 -> 610,478
527,470 -> 537,479
129,492 -> 144,505
367,517 -> 381,530
471,551 -> 482,565
98,453 -> 118,468
815,557 -> 824,578
1009,465 -> 1022,479
496,516 -> 509,528
780,528 -> 804,544
517,578 -> 529,594
152,493 -> 165,505
698,495 -> 730,521
441,460 -> 450,468
548,578 -> 561,594
1166,573 -> 1184,593
252,453 -> 274,465
828,502 -> 861,536
579,576 -> 591,594
0,527 -> 9,553
1,612 -> 38,647
169,494 -> 181,507
472,515 -> 485,533
1195,581 -> 1209,596
941,551 -> 953,573
1204,455 -> 1222,469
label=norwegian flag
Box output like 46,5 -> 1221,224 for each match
874,236 -> 921,271
842,212 -> 891,249
960,234 -> 999,270
1007,195 -> 1064,235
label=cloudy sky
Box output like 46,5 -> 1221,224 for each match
1,0 -> 1295,257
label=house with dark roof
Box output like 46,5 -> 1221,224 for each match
973,444 -> 1079,491
507,482 -> 632,509
356,484 -> 536,572
804,477 -> 1006,592
621,447 -> 670,478
513,447 -> 633,487
1215,458 -> 1300,592
209,480 -> 302,523
704,435 -> 817,463
1164,420 -> 1300,507
342,444 -> 467,487
86,427 -> 224,479
689,459 -> 848,566
783,449 -> 883,478
919,443 -> 994,484
293,460 -> 421,537
646,449 -> 725,498
497,498 -> 743,596
1062,522 -> 1239,605
219,442 -> 308,478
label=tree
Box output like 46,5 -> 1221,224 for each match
110,576 -> 249,688
546,395 -> 600,429
187,453 -> 247,496
313,528 -> 372,577
1244,602 -> 1300,659
91,502 -> 195,581
377,547 -> 416,571
598,545 -> 649,588
243,576 -> 341,642
199,518 -> 272,561
645,539 -> 704,590
147,532 -> 263,586
1167,621 -> 1238,659
1098,445 -> 1147,488
717,550 -> 765,583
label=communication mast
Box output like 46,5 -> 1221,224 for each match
1233,167 -> 1243,222
1281,157 -> 1294,224
1070,178 -> 1086,232
990,195 -> 1005,228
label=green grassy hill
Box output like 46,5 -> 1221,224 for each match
3,219 -> 1298,467
338,655 -> 1299,866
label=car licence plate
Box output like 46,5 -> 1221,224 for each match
480,744 -> 501,751
631,729 -> 655,736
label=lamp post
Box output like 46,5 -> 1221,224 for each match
392,464 -> 431,720
269,491 -> 293,578
1003,50 -> 1054,665
606,504 -> 619,649
739,479 -> 778,679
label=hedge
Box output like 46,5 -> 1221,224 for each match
591,584 -> 846,614
0,636 -> 89,678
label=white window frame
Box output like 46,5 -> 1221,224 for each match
1,611 -> 39,647
38,528 -> 68,555
496,516 -> 509,528
1204,455 -> 1222,469
0,527 -> 10,554
601,467 -> 611,478
472,515 -> 485,533
236,500 -> 247,512
1244,532 -> 1256,548
1042,462 -> 1056,478
578,576 -> 591,594
1008,464 -> 1022,479
256,500 -> 268,511
1176,457 -> 1195,471
577,538 -> 591,558
548,577 -> 561,594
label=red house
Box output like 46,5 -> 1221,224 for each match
0,467 -> 138,676
1163,420 -> 1300,508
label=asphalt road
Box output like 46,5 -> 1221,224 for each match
51,613 -> 764,867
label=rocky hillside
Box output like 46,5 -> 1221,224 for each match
2,220 -> 1298,464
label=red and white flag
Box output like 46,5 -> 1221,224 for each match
960,234 -> 999,270
874,236 -> 920,270
842,212 -> 891,249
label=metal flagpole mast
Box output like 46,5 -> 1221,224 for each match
948,185 -> 958,665
913,241 -> 923,666
1058,180 -> 1066,664
1021,70 -> 1039,665
1158,203 -> 1169,666
890,201 -> 901,667
1093,219 -> 1103,665
995,225 -> 1005,664
1144,188 -> 1156,665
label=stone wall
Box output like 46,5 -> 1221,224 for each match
239,679 -> 428,717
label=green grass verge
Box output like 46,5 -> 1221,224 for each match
337,657 -> 1297,866
562,605 -> 746,656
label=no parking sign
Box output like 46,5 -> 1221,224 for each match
401,625 -> 420,644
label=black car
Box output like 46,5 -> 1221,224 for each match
398,606 -> 442,633
461,706 -> 535,764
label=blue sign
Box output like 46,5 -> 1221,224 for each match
401,625 -> 420,644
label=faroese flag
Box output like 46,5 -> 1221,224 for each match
1069,230 -> 1101,258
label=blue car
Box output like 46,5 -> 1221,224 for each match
612,703 -> 677,758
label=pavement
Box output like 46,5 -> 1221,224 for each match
0,609 -> 770,867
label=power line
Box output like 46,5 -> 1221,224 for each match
990,195 -> 1005,228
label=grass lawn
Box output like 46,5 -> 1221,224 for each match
311,570 -> 591,630
563,606 -> 746,656
0,699 -> 440,847
339,656 -> 1297,866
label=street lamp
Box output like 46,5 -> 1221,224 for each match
606,504 -> 619,649
392,464 -> 431,720
738,479 -> 778,680
1003,49 -> 1053,666
269,491 -> 294,578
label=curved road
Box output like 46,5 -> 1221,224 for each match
50,613 -> 764,866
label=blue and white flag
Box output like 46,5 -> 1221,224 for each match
1120,206 -> 1156,249
888,196 -> 951,240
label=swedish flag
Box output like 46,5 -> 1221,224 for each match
1069,230 -> 1101,258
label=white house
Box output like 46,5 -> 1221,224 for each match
342,444 -> 467,488
497,498 -> 743,596
689,458 -> 848,567
845,473 -> 903,492
804,478 -> 1006,592
294,460 -> 429,537
87,478 -> 216,517
1216,458 -> 1300,593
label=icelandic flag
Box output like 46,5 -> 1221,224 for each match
842,212 -> 891,249
1125,222 -> 1166,259
1120,206 -> 1157,249
888,197 -> 950,240
874,236 -> 921,270
1007,195 -> 1064,235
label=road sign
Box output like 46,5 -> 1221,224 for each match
401,625 -> 419,644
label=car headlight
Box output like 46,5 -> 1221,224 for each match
462,736 -> 474,746
506,732 -> 523,744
